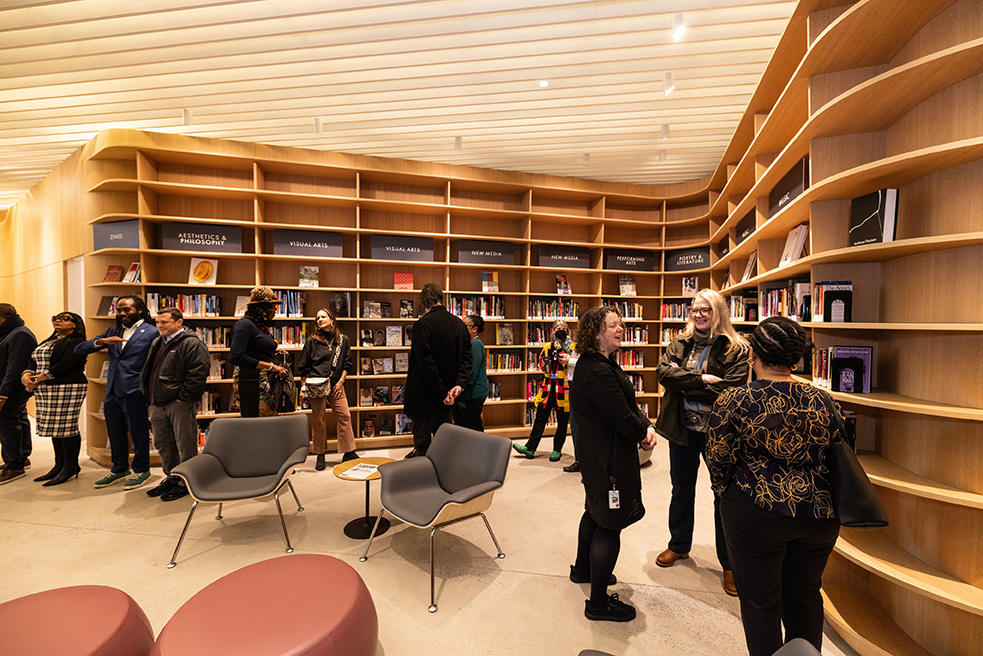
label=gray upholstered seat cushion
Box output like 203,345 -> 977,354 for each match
173,446 -> 309,501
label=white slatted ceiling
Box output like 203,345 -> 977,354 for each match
0,0 -> 796,208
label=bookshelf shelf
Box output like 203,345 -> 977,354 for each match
821,584 -> 934,656
858,453 -> 983,510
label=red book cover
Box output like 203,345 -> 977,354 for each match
394,271 -> 414,290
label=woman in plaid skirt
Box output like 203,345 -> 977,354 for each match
21,312 -> 87,486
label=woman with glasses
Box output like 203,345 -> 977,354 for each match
21,312 -> 88,486
654,289 -> 749,596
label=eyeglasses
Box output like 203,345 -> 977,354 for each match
689,307 -> 712,317
51,314 -> 75,323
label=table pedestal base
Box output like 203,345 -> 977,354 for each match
344,516 -> 390,540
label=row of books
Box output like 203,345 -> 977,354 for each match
358,384 -> 405,407
488,351 -> 525,372
614,350 -> 644,369
487,380 -> 502,401
447,294 -> 506,319
626,373 -> 644,394
623,325 -> 649,345
358,414 -> 412,437
660,327 -> 682,344
813,345 -> 872,393
274,290 -> 305,318
362,299 -> 414,319
103,263 -> 142,283
189,326 -> 233,347
360,325 -> 410,347
359,353 -> 409,374
197,390 -> 224,415
661,303 -> 690,321
528,299 -> 579,319
145,293 -> 222,317
758,281 -> 811,322
605,300 -> 645,319
269,324 -> 308,347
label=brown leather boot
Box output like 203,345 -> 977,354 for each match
723,569 -> 738,597
656,548 -> 690,567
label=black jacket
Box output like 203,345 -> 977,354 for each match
571,352 -> 651,530
0,316 -> 38,403
402,306 -> 472,419
139,330 -> 210,406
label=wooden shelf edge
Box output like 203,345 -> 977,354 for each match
858,453 -> 983,510
821,584 -> 935,656
835,529 -> 983,617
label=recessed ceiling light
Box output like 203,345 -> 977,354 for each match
661,124 -> 670,141
582,153 -> 590,166
182,108 -> 194,125
454,136 -> 463,151
314,117 -> 323,133
672,14 -> 686,42
539,80 -> 550,88
663,72 -> 675,96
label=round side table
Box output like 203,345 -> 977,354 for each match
333,456 -> 394,539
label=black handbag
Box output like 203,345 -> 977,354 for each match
823,396 -> 889,530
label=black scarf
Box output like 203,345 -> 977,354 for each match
0,314 -> 26,341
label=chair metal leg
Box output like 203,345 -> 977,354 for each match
286,479 -> 304,511
358,508 -> 386,562
167,500 -> 199,569
273,490 -> 293,554
480,513 -> 506,559
215,503 -> 223,520
429,525 -> 440,612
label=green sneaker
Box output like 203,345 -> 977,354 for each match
94,470 -> 131,488
512,443 -> 535,459
550,451 -> 562,462
123,471 -> 152,491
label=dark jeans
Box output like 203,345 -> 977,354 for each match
411,407 -> 454,454
667,429 -> 729,569
239,368 -> 261,418
525,391 -> 568,453
721,484 -> 840,656
104,392 -> 151,474
453,398 -> 484,432
0,398 -> 32,469
149,400 -> 199,479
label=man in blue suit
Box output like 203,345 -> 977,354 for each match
76,295 -> 159,490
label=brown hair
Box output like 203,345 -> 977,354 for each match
575,306 -> 623,356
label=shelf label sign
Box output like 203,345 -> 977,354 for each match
370,235 -> 434,262
458,239 -> 515,264
538,244 -> 590,269
604,248 -> 654,271
665,247 -> 710,272
768,156 -> 809,218
161,222 -> 242,253
93,219 -> 140,250
273,229 -> 343,257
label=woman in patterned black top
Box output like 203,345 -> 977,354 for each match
707,316 -> 841,656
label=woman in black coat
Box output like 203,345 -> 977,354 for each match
570,305 -> 656,622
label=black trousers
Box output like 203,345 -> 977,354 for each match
720,484 -> 840,656
0,398 -> 32,469
411,407 -> 453,454
525,391 -> 568,452
238,368 -> 261,417
453,398 -> 484,432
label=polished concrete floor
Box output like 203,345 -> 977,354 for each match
0,423 -> 858,656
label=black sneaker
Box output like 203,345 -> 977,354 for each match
563,461 -> 581,472
584,593 -> 636,622
146,478 -> 178,497
569,565 -> 617,586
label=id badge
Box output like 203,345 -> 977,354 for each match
608,489 -> 620,509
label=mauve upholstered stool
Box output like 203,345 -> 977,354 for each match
150,554 -> 378,656
0,585 -> 154,656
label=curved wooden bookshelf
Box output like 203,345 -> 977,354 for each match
858,454 -> 983,510
822,584 -> 935,656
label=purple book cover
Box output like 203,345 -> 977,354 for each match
832,346 -> 872,393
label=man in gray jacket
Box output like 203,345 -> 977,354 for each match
139,307 -> 210,501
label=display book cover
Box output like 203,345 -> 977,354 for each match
778,224 -> 809,267
815,281 -> 852,322
849,188 -> 899,247
830,345 -> 872,394
768,156 -> 809,218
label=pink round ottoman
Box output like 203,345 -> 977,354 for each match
151,554 -> 378,656
0,585 -> 154,656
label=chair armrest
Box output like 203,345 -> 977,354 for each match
172,454 -> 228,492
272,446 -> 310,482
445,480 -> 502,505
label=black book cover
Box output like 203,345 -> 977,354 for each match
823,289 -> 853,323
831,357 -> 865,393
849,189 -> 899,247
328,291 -> 349,318
735,210 -> 755,245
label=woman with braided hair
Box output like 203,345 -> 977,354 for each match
707,315 -> 842,656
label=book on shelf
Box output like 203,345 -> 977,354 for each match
363,301 -> 383,319
373,385 -> 390,406
328,291 -> 350,318
298,265 -> 319,287
373,329 -> 385,347
394,271 -> 414,290
207,354 -> 224,380
814,281 -> 853,322
188,257 -> 218,285
681,276 -> 698,296
556,274 -> 572,294
395,413 -> 413,435
482,271 -> 499,292
391,384 -> 404,404
97,296 -> 119,316
372,358 -> 386,375
360,357 -> 372,375
385,325 -> 402,347
399,299 -> 414,318
361,417 -> 376,437
359,388 -> 373,407
233,296 -> 250,317
360,329 -> 374,347
394,352 -> 409,373
618,274 -> 636,296
378,416 -> 393,436
383,357 -> 394,374
403,324 -> 412,346
379,301 -> 392,318
831,346 -> 872,394
778,224 -> 809,267
122,261 -> 141,283
497,323 -> 514,346
103,265 -> 124,283
740,251 -> 757,282
849,188 -> 899,247
99,361 -> 110,381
